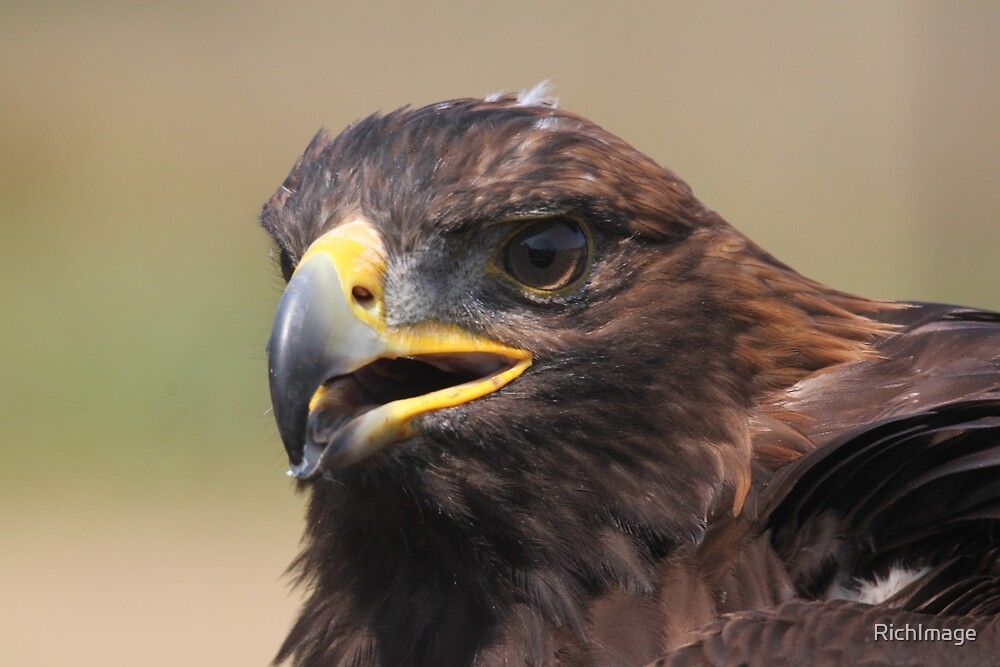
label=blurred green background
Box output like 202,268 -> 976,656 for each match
2,1 -> 998,664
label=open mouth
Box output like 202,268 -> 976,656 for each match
267,219 -> 535,479
303,352 -> 521,469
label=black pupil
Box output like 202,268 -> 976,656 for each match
502,218 -> 588,291
526,238 -> 557,269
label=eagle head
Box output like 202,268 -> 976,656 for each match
261,93 -> 890,666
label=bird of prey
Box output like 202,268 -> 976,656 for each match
261,87 -> 1000,666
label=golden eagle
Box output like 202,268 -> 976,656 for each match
261,89 -> 1000,666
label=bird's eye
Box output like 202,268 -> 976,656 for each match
497,217 -> 590,292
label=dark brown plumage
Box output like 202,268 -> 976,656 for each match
261,90 -> 1000,666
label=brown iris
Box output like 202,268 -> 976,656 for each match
498,218 -> 590,291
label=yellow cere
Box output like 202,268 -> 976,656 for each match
296,217 -> 388,330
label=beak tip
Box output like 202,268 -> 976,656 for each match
285,440 -> 325,480
287,464 -> 310,480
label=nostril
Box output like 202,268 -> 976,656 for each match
352,285 -> 374,304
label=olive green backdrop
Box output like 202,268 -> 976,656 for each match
2,1 -> 998,664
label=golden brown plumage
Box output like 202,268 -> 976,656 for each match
261,91 -> 1000,666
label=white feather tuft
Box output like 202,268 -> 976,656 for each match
827,565 -> 930,605
516,80 -> 558,108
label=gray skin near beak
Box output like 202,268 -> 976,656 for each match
266,256 -> 383,478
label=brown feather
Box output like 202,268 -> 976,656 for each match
261,94 -> 1000,666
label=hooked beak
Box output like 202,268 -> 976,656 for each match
267,218 -> 531,479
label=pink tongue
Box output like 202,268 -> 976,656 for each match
308,376 -> 369,445
315,375 -> 366,409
